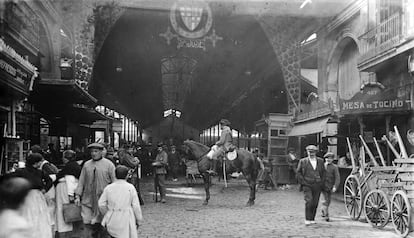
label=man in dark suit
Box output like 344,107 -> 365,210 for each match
296,145 -> 326,225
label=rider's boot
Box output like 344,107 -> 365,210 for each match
206,159 -> 217,175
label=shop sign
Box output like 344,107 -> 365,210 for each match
340,85 -> 411,114
0,38 -> 37,74
0,58 -> 31,82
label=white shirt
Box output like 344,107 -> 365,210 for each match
309,157 -> 317,170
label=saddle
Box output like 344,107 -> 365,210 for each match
225,144 -> 237,160
226,150 -> 237,161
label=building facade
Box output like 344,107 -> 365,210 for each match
318,0 -> 414,163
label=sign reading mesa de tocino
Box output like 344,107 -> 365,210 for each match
340,84 -> 411,114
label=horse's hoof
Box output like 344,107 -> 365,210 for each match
246,201 -> 254,206
202,201 -> 208,206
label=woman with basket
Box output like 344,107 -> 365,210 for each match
55,150 -> 82,237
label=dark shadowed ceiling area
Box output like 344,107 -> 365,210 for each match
90,1 -> 352,132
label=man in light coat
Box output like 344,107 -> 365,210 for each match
206,119 -> 233,174
99,165 -> 143,238
75,143 -> 116,238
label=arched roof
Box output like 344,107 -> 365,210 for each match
90,6 -> 286,132
89,1 -> 353,132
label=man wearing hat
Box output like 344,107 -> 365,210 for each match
153,142 -> 168,203
296,145 -> 326,225
321,152 -> 340,222
206,119 -> 233,174
75,142 -> 116,237
168,145 -> 181,181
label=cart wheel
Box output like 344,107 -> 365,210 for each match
391,191 -> 411,237
364,189 -> 390,228
344,175 -> 363,220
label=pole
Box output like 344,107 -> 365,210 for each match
346,137 -> 356,172
223,160 -> 227,188
373,137 -> 386,166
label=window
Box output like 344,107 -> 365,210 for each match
270,129 -> 279,137
378,0 -> 402,23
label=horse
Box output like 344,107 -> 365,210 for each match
182,140 -> 259,206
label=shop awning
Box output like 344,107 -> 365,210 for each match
288,117 -> 329,136
30,79 -> 98,106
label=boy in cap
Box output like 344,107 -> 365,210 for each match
321,152 -> 340,222
99,165 -> 143,238
296,145 -> 326,225
75,142 -> 116,238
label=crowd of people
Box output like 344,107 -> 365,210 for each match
0,130 -> 342,237
0,142 -> 146,238
0,140 -> 190,238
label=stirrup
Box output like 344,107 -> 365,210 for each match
206,169 -> 217,175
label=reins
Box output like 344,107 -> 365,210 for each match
185,141 -> 210,162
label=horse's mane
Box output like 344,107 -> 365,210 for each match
184,140 -> 209,156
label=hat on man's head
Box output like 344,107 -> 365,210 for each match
63,150 -> 76,161
220,119 -> 231,126
87,142 -> 104,150
157,142 -> 164,147
324,152 -> 335,158
305,145 -> 318,152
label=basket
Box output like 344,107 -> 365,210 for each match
62,203 -> 82,223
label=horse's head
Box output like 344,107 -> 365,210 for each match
182,140 -> 209,159
181,141 -> 192,155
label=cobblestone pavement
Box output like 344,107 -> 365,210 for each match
137,177 -> 406,238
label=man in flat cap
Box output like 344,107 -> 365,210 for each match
75,142 -> 116,237
153,142 -> 168,203
206,119 -> 234,174
321,152 -> 340,222
296,145 -> 326,225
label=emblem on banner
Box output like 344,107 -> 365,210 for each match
180,4 -> 202,31
160,0 -> 222,51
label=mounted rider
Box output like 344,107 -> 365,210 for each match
206,119 -> 234,174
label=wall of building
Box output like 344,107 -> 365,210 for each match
317,0 -> 369,108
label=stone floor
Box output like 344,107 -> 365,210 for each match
137,176 -> 409,238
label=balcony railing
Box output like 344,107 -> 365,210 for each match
358,13 -> 403,64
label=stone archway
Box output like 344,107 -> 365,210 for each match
69,2 -> 305,115
325,34 -> 361,109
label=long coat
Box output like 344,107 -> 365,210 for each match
99,180 -> 143,238
154,150 -> 168,174
216,126 -> 233,151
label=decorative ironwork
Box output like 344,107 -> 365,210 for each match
160,56 -> 197,111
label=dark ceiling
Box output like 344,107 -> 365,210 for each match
90,3 -> 288,132
90,1 -> 351,132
